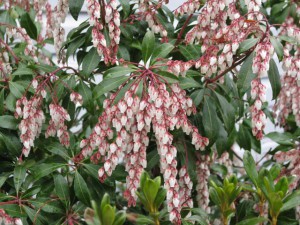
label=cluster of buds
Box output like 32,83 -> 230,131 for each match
87,0 -> 120,64
80,69 -> 208,224
274,18 -> 300,126
178,166 -> 193,210
45,3 -> 54,39
70,92 -> 83,106
174,0 -> 201,16
196,155 -> 211,213
245,0 -> 263,20
51,0 -> 69,62
2,0 -> 30,11
6,27 -> 38,62
215,152 -> 233,175
250,40 -> 273,139
33,0 -> 47,24
274,148 -> 300,190
167,60 -> 193,76
138,0 -> 168,40
0,209 -> 22,225
46,104 -> 71,147
15,94 -> 45,157
0,50 -> 12,78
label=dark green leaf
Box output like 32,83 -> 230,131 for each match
74,171 -> 91,206
12,67 -> 34,76
270,36 -> 283,60
243,151 -> 258,187
54,174 -> 70,203
236,217 -> 268,225
0,115 -> 18,130
20,13 -> 37,40
268,58 -> 281,99
82,47 -> 101,76
190,89 -> 204,106
142,31 -> 155,63
202,97 -> 219,142
179,45 -> 201,60
104,66 -> 137,78
237,53 -> 256,94
9,81 -> 25,98
93,76 -> 128,98
119,0 -> 130,18
151,43 -> 174,64
265,132 -> 294,146
281,191 -> 300,212
69,0 -> 84,20
179,77 -> 201,89
14,165 -> 26,195
237,38 -> 259,54
78,81 -> 92,106
34,163 -> 65,179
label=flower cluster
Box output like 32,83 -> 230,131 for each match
0,50 -> 12,78
167,60 -> 193,77
6,27 -> 38,62
87,0 -> 120,64
15,95 -> 45,157
196,155 -> 211,213
138,0 -> 168,41
245,0 -> 263,20
70,92 -> 83,105
178,166 -> 193,210
0,209 -> 22,225
274,18 -> 300,127
274,148 -> 300,190
80,70 -> 208,224
174,0 -> 201,16
46,104 -> 71,147
52,0 -> 69,62
216,152 -> 233,175
250,40 -> 273,139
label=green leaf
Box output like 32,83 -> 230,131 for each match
112,211 -> 126,225
93,76 -> 128,98
179,77 -> 201,89
82,47 -> 101,76
268,58 -> 281,99
104,66 -> 137,78
142,31 -> 155,63
78,80 -> 92,107
136,215 -> 155,224
179,45 -> 201,60
33,163 -> 65,179
66,35 -> 85,59
281,191 -> 300,212
190,89 -> 204,106
202,97 -> 219,142
265,132 -> 294,146
14,165 -> 26,195
236,217 -> 268,225
237,124 -> 252,150
214,93 -> 235,132
54,174 -> 70,203
102,205 -> 115,225
119,0 -> 130,18
270,36 -> 283,60
156,71 -> 179,84
9,81 -> 25,98
237,53 -> 256,94
12,67 -> 34,76
0,89 -> 4,115
150,43 -> 174,64
153,188 -> 166,209
21,186 -> 41,199
74,171 -> 91,206
20,13 -> 38,40
237,38 -> 259,54
69,0 -> 84,20
0,115 -> 18,130
243,151 -> 258,187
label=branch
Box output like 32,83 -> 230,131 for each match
0,38 -> 19,64
174,14 -> 193,46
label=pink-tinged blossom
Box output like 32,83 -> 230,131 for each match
196,155 -> 211,213
274,18 -> 300,127
46,104 -> 71,147
79,72 -> 208,224
0,209 -> 22,225
250,40 -> 273,139
87,0 -> 120,64
15,95 -> 45,157
274,148 -> 300,190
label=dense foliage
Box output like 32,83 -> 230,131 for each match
0,0 -> 300,224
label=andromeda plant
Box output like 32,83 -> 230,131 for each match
0,0 -> 300,225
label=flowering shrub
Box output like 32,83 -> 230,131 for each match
0,0 -> 300,224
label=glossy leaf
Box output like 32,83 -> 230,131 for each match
69,0 -> 84,20
142,31 -> 155,63
268,58 -> 281,99
20,13 -> 37,40
74,171 -> 91,206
